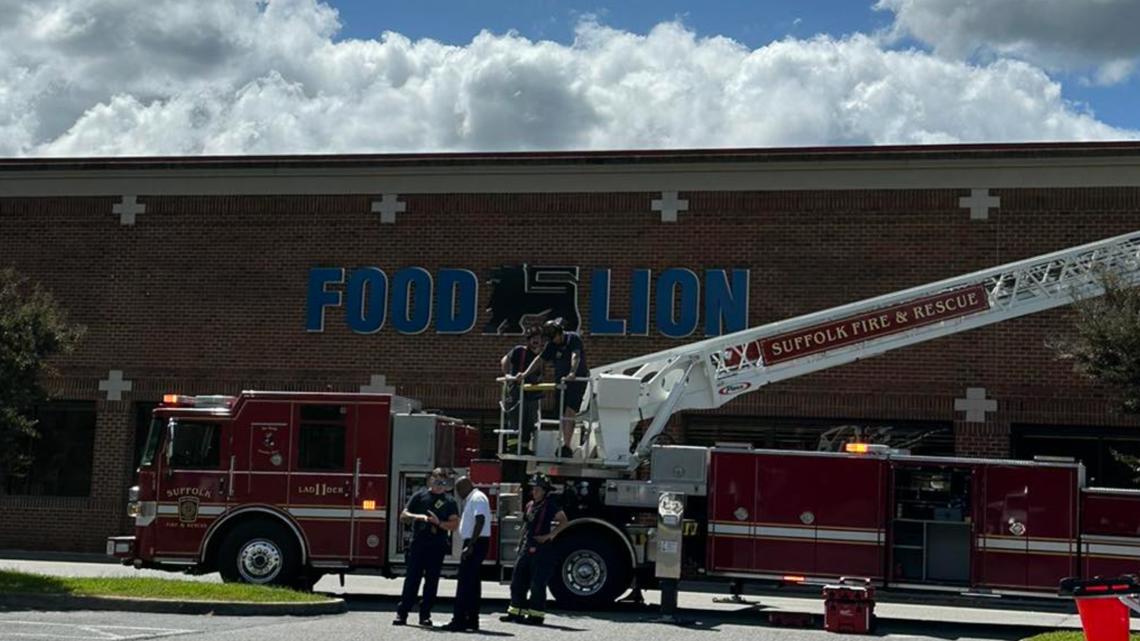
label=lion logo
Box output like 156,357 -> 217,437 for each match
483,265 -> 580,334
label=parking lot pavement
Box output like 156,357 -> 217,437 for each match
0,600 -> 1041,641
0,556 -> 1085,636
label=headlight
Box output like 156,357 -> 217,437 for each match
127,486 -> 141,517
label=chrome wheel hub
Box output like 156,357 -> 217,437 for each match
563,550 -> 607,596
238,539 -> 282,583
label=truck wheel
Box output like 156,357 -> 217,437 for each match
550,531 -> 631,609
218,520 -> 301,587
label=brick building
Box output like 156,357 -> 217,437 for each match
2,142 -> 1140,552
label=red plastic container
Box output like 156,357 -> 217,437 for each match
823,579 -> 875,634
1075,597 -> 1130,641
824,598 -> 873,633
1060,574 -> 1140,641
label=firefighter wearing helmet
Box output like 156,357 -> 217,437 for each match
501,473 -> 568,626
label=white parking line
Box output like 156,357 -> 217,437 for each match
0,621 -> 195,640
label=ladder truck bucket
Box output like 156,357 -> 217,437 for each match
593,374 -> 643,466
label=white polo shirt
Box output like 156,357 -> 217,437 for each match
459,488 -> 492,539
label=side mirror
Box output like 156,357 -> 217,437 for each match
164,420 -> 175,477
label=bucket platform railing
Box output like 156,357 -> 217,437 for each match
495,378 -> 594,461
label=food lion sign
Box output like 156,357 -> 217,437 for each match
307,264 -> 750,338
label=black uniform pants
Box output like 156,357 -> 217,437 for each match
506,392 -> 542,449
452,537 -> 489,624
398,539 -> 447,620
509,543 -> 556,618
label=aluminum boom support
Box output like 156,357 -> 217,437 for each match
587,231 -> 1140,467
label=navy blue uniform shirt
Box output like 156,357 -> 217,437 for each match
405,488 -> 458,546
541,332 -> 588,380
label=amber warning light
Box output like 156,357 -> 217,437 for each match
361,500 -> 377,511
845,442 -> 890,455
161,394 -> 237,408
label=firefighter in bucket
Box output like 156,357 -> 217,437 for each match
501,473 -> 568,626
501,324 -> 545,455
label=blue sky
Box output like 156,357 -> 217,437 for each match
331,1 -> 893,53
1,0 -> 1138,156
330,0 -> 1140,132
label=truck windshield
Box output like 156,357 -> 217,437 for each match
169,420 -> 221,469
139,416 -> 166,467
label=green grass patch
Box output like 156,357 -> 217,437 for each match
0,570 -> 330,603
1022,633 -> 1140,641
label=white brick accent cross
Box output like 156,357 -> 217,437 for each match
371,194 -> 406,224
360,374 -> 396,394
112,195 -> 146,226
959,188 -> 1000,221
98,369 -> 134,401
954,387 -> 997,423
651,191 -> 689,223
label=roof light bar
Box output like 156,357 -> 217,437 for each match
160,394 -> 237,408
844,442 -> 890,455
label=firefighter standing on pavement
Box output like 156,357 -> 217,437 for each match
394,468 -> 459,627
444,476 -> 492,631
501,474 -> 568,626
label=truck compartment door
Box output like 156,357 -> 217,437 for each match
707,450 -> 756,572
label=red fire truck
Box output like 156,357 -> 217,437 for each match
109,230 -> 1140,606
106,393 -> 483,588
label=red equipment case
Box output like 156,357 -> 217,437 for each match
823,578 -> 876,634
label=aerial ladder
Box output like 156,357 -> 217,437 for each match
494,230 -> 1140,471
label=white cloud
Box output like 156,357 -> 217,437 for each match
0,0 -> 1135,157
877,0 -> 1140,85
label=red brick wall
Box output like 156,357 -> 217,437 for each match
2,175 -> 1140,551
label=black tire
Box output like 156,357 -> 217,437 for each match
217,519 -> 301,587
549,529 -> 632,610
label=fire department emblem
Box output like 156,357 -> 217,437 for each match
178,496 -> 200,523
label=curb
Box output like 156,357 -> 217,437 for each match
0,593 -> 347,616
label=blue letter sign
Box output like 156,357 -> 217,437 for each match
307,265 -> 748,337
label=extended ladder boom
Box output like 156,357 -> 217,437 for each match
585,230 -> 1140,468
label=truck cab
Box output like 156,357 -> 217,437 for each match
108,391 -> 477,588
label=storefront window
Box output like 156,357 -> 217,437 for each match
3,401 -> 96,496
1014,425 -> 1140,489
683,415 -> 954,455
